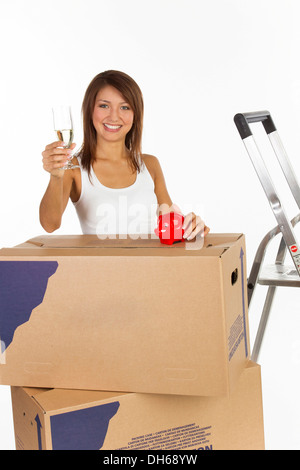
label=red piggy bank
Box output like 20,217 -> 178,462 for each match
154,212 -> 185,245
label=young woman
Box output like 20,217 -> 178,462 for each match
40,70 -> 210,240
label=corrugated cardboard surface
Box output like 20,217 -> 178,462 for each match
0,233 -> 249,396
11,362 -> 264,450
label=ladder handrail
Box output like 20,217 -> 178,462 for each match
234,111 -> 300,278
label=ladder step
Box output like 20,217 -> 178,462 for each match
258,264 -> 300,287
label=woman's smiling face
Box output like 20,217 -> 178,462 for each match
93,85 -> 134,143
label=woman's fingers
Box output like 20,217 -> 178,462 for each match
42,142 -> 76,174
203,225 -> 210,236
183,215 -> 203,240
183,212 -> 209,240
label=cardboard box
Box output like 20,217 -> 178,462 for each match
0,233 -> 250,396
10,362 -> 264,450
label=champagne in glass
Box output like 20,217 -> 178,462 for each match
52,105 -> 79,170
55,129 -> 74,148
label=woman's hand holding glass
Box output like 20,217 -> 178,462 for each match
42,141 -> 77,178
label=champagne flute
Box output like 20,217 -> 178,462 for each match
52,105 -> 79,170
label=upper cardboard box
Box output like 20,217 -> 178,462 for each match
0,233 -> 250,396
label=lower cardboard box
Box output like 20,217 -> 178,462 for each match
10,361 -> 264,450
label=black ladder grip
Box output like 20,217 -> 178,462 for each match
234,111 -> 277,140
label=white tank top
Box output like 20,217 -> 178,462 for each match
73,158 -> 158,236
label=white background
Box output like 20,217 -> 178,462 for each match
1,0 -> 300,450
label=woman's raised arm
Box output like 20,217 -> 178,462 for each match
39,141 -> 76,232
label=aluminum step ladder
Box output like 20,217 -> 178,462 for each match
234,111 -> 300,362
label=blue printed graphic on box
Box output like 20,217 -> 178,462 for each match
0,261 -> 58,353
50,401 -> 120,450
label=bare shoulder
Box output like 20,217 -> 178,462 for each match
141,154 -> 161,180
141,154 -> 172,207
141,153 -> 160,166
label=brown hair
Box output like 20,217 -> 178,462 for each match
76,70 -> 144,178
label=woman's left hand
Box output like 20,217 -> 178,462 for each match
182,212 -> 210,241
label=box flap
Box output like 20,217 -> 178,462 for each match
0,234 -> 244,258
23,234 -> 243,248
23,387 -> 51,397
25,235 -> 162,248
31,388 -> 128,414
